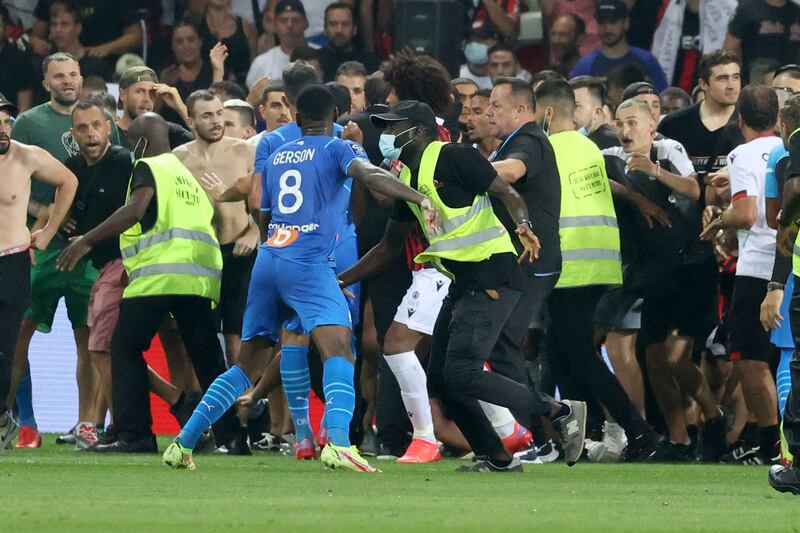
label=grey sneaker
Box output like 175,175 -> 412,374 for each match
359,430 -> 379,457
0,411 -> 20,452
552,400 -> 587,466
456,456 -> 524,472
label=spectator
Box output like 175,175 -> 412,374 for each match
30,0 -> 142,63
605,62 -> 648,109
247,79 -> 290,147
335,61 -> 367,113
548,14 -> 585,77
459,27 -> 499,90
160,20 -> 214,124
302,0 -> 339,46
660,87 -> 691,117
246,0 -> 310,87
0,5 -> 36,111
487,43 -> 532,84
47,2 -> 113,80
209,80 -> 247,102
466,88 -> 499,159
569,75 -> 618,148
318,3 -> 379,82
290,46 -> 324,81
540,0 -> 603,56
570,0 -> 668,91
467,0 -> 521,42
724,0 -> 800,82
451,78 -> 479,133
199,0 -> 258,83
222,98 -> 257,139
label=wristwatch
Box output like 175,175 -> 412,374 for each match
518,219 -> 533,230
768,281 -> 786,292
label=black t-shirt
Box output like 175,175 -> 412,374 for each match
66,145 -> 132,269
492,122 -> 561,275
129,160 -> 158,234
391,143 -> 524,291
727,0 -> 800,79
0,44 -> 36,106
588,123 -> 620,150
118,122 -> 194,150
319,46 -> 381,83
35,0 -> 138,49
658,103 -> 742,174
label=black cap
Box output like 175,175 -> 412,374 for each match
275,0 -> 306,19
370,100 -> 437,131
596,0 -> 628,21
622,81 -> 659,101
0,93 -> 17,115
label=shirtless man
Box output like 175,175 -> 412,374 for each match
173,90 -> 259,364
0,94 -> 78,449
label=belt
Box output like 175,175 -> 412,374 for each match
0,244 -> 30,258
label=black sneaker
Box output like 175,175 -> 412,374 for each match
769,464 -> 800,495
359,429 -> 379,457
456,457 -> 524,473
514,443 -> 543,464
96,424 -> 118,446
169,391 -> 201,428
534,439 -> 562,463
87,434 -> 157,453
214,426 -> 252,456
721,439 -> 762,465
621,430 -> 666,462
700,414 -> 727,462
663,442 -> 693,462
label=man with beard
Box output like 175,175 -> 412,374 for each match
173,91 -> 259,368
318,3 -> 379,82
0,94 -> 78,450
548,14 -> 584,76
116,67 -> 194,150
9,52 -> 119,448
467,89 -> 500,159
570,0 -> 667,91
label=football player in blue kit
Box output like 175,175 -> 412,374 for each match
163,85 -> 439,472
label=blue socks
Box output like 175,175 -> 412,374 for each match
280,344 -> 313,442
15,369 -> 36,428
323,356 -> 355,447
778,348 -> 793,419
177,365 -> 251,449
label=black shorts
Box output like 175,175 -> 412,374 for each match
217,243 -> 255,335
727,276 -> 777,363
640,258 -> 718,349
0,249 -> 31,401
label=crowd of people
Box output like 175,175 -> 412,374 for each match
2,0 -> 800,489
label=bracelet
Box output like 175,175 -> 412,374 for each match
518,219 -> 533,230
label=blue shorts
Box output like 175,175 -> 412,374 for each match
282,226 -> 360,334
241,249 -> 352,343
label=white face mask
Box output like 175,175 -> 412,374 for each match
378,126 -> 416,162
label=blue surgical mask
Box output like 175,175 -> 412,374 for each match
577,127 -> 589,137
464,42 -> 489,66
379,127 -> 415,162
130,137 -> 148,163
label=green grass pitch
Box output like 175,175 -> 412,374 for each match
2,436 -> 799,531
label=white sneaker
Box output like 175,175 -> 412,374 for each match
0,411 -> 20,452
588,421 -> 627,462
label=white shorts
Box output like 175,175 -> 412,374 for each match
393,268 -> 451,336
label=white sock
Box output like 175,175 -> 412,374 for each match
479,401 -> 517,439
385,351 -> 436,443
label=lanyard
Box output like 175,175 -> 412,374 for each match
490,125 -> 524,162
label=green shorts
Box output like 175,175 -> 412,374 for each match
24,248 -> 98,333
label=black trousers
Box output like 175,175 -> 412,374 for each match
547,285 -> 649,437
110,294 -> 237,441
783,276 -> 800,457
428,286 -> 553,458
0,251 -> 30,408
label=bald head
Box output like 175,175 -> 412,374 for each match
128,112 -> 170,158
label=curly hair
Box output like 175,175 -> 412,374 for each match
383,49 -> 453,116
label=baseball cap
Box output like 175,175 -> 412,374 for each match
0,93 -> 17,115
275,0 -> 306,19
370,100 -> 437,131
596,0 -> 628,22
119,66 -> 159,89
622,81 -> 659,101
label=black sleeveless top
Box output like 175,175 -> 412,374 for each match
201,15 -> 252,83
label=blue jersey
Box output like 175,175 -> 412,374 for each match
765,144 -> 790,200
255,122 -> 344,176
262,135 -> 367,264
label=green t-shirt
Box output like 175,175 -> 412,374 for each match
11,102 -> 122,245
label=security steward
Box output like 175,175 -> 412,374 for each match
338,100 -> 588,472
533,79 -> 665,460
57,112 -> 237,453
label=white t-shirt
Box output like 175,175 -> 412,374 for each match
602,138 -> 695,177
230,0 -> 268,26
459,64 -> 492,90
246,47 -> 290,87
247,130 -> 266,147
728,135 -> 783,280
